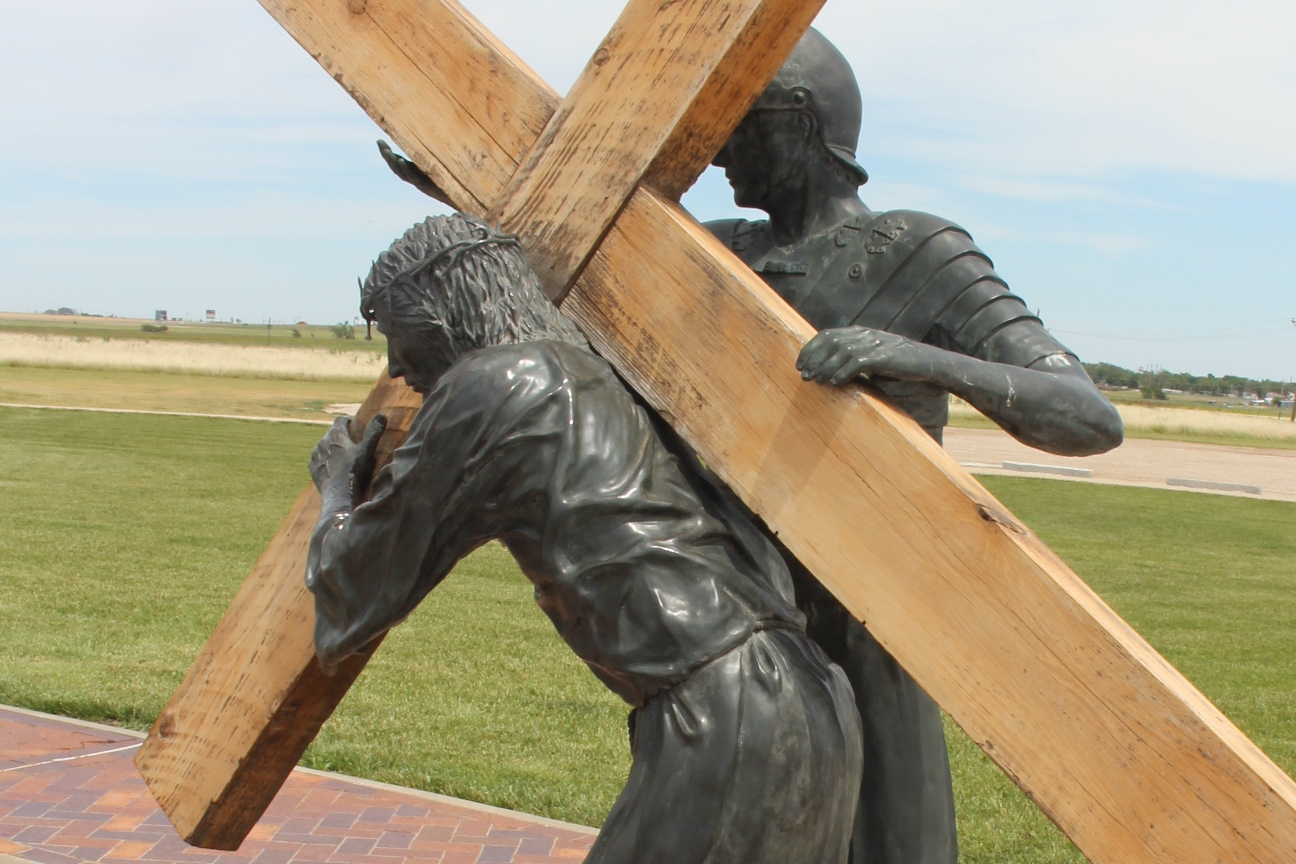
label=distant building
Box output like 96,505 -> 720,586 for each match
155,310 -> 167,322
206,309 -> 216,321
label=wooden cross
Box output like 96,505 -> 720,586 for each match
134,1 -> 1296,861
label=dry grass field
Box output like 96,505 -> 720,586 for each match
0,366 -> 373,421
3,321 -> 1291,448
0,332 -> 386,382
1114,403 -> 1296,442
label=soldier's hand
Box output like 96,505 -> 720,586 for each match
309,417 -> 359,508
377,140 -> 452,206
796,326 -> 936,386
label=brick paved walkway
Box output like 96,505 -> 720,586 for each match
0,706 -> 595,864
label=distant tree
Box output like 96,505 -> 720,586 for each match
1138,369 -> 1167,401
1083,361 -> 1289,400
1139,382 -> 1168,400
330,322 -> 356,340
1082,362 -> 1139,389
291,327 -> 302,338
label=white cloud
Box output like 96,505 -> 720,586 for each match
5,1 -> 1294,188
484,0 -> 1296,186
816,0 -> 1296,184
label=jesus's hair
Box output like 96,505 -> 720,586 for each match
360,214 -> 588,361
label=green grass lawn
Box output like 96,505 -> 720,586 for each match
950,477 -> 1296,862
1,406 -> 1292,862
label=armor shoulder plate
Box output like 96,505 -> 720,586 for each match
699,217 -> 751,251
703,218 -> 746,245
856,212 -> 1063,366
702,218 -> 771,264
860,211 -> 1040,353
977,319 -> 1078,369
797,209 -> 990,337
937,284 -> 1040,357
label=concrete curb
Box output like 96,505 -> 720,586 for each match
1002,461 -> 1094,478
1167,477 -> 1262,495
0,704 -> 146,739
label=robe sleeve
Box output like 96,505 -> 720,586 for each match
305,348 -> 554,672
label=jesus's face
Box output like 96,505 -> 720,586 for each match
374,307 -> 452,397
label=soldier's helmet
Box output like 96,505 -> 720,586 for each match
753,28 -> 867,185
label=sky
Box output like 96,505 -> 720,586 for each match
1,1 -> 1294,380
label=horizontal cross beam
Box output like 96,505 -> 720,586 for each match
135,1 -> 1296,862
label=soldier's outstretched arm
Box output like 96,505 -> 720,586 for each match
377,140 -> 453,206
797,326 -> 1123,457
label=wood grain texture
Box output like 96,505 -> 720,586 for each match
137,0 -> 1296,860
256,0 -> 559,212
134,373 -> 422,849
490,0 -> 824,299
137,0 -> 555,845
562,186 -> 1296,864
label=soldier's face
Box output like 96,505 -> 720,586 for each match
713,110 -> 814,209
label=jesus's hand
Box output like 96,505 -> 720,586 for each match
309,417 -> 359,514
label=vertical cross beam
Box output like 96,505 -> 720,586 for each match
135,1 -> 1296,862
135,376 -> 417,847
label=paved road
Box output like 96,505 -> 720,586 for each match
946,427 -> 1296,503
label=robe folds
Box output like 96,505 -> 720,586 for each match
306,339 -> 862,864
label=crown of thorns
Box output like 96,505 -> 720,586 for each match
360,224 -> 523,326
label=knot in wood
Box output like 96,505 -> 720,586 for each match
347,0 -> 368,14
976,502 -> 1025,534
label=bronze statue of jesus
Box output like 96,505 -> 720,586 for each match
306,213 -> 863,864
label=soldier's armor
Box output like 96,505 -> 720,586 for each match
708,210 -> 1075,440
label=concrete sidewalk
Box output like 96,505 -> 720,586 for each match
0,706 -> 595,864
945,427 -> 1296,503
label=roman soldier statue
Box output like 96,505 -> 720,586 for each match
705,27 -> 1122,864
